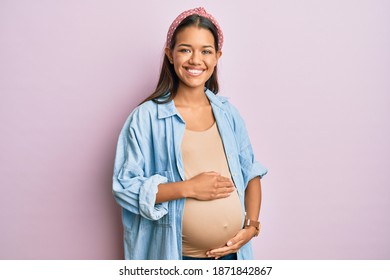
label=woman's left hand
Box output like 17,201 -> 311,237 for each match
206,227 -> 257,259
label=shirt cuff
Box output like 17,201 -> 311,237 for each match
138,174 -> 169,220
248,161 -> 268,181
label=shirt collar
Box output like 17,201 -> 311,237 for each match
205,88 -> 228,109
157,99 -> 178,119
157,88 -> 228,119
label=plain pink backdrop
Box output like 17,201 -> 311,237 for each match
1,0 -> 389,259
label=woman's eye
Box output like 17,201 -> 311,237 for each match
202,50 -> 213,55
179,49 -> 190,53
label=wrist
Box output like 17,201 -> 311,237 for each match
244,216 -> 261,237
181,179 -> 193,199
244,226 -> 257,238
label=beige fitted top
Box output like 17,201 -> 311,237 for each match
181,122 -> 243,257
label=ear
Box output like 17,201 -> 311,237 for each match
165,47 -> 174,64
215,50 -> 222,66
216,50 -> 222,60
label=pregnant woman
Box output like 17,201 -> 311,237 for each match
112,7 -> 267,260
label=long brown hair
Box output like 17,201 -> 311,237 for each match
141,15 -> 220,104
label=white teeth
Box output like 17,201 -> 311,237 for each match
187,68 -> 203,75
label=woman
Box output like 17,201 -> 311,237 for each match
112,7 -> 267,260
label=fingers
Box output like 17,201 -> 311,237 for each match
216,175 -> 234,187
201,171 -> 234,186
215,191 -> 233,199
205,172 -> 235,191
206,231 -> 248,258
217,182 -> 235,196
214,185 -> 235,199
206,246 -> 231,258
216,174 -> 233,183
206,240 -> 244,258
191,172 -> 236,200
214,175 -> 235,198
203,171 -> 231,181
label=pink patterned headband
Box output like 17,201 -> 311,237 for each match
166,7 -> 224,50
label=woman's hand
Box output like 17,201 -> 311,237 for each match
156,171 -> 234,203
205,227 -> 257,259
187,171 -> 235,201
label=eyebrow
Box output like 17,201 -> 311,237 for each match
177,44 -> 215,49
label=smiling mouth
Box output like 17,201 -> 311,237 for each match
185,67 -> 205,76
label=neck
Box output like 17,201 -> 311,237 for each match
174,85 -> 208,107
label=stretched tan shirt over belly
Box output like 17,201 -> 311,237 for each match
181,122 -> 243,257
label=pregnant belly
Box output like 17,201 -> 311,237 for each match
182,190 -> 243,257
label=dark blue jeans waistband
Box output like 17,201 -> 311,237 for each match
182,253 -> 237,260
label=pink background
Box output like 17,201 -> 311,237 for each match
1,0 -> 389,259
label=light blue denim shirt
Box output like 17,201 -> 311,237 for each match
112,89 -> 267,260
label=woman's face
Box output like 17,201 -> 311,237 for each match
166,26 -> 222,92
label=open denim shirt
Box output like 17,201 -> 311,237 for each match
112,89 -> 267,259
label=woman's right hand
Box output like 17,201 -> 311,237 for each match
187,172 -> 235,201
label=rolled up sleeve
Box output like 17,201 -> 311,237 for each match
239,142 -> 268,187
114,167 -> 168,221
112,109 -> 169,221
228,103 -> 268,187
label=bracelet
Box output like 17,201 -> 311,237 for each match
244,217 -> 261,237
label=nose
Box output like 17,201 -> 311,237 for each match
189,51 -> 201,65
